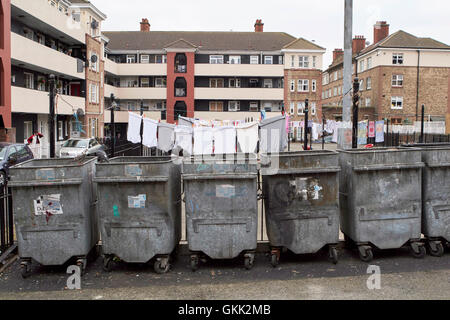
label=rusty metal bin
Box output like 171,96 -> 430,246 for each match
182,154 -> 258,271
9,158 -> 98,278
339,147 -> 425,262
261,151 -> 340,266
403,143 -> 450,256
94,157 -> 181,273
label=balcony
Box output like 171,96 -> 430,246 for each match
194,88 -> 284,100
104,111 -> 163,124
11,0 -> 85,44
105,59 -> 167,76
194,111 -> 282,121
104,84 -> 166,100
12,33 -> 85,79
195,64 -> 284,77
12,86 -> 85,115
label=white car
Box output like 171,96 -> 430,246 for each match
59,138 -> 103,158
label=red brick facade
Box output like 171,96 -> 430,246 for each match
0,0 -> 11,133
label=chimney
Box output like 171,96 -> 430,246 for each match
333,49 -> 344,62
254,19 -> 264,32
352,36 -> 366,54
374,21 -> 389,44
140,18 -> 150,32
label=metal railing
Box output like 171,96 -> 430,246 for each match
0,184 -> 16,264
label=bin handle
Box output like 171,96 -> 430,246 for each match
192,218 -> 252,233
353,163 -> 424,172
263,167 -> 341,175
427,162 -> 450,168
93,176 -> 168,184
182,174 -> 257,181
8,178 -> 83,188
275,212 -> 334,226
104,222 -> 164,237
20,226 -> 79,240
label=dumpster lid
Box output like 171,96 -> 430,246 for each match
337,147 -> 422,154
11,157 -> 96,169
99,156 -> 175,165
183,153 -> 258,164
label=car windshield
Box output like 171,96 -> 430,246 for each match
63,140 -> 88,148
0,146 -> 7,160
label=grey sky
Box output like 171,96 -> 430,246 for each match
90,0 -> 450,69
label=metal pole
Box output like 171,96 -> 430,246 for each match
420,104 -> 425,143
110,94 -> 116,158
322,114 -> 325,150
352,77 -> 360,149
49,74 -> 56,158
339,0 -> 353,150
140,100 -> 144,156
304,99 -> 309,151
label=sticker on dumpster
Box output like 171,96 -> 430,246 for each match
36,169 -> 56,181
33,194 -> 63,216
216,185 -> 235,198
290,178 -> 323,201
128,194 -> 146,208
125,165 -> 143,177
113,205 -> 120,217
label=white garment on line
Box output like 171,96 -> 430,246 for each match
127,112 -> 142,144
142,118 -> 158,148
174,125 -> 193,155
193,126 -> 214,155
213,126 -> 236,154
236,122 -> 259,153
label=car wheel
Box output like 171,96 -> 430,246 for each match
0,171 -> 6,187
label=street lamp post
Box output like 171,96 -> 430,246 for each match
352,77 -> 360,149
110,94 -> 117,158
304,98 -> 309,151
49,74 -> 56,158
140,100 -> 144,156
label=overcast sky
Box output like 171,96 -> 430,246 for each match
90,0 -> 450,68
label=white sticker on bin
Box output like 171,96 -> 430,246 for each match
216,185 -> 235,198
128,194 -> 146,208
34,194 -> 63,216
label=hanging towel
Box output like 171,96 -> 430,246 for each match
193,126 -> 214,155
174,125 -> 193,155
213,126 -> 236,155
142,118 -> 158,148
127,112 -> 142,144
157,123 -> 175,152
236,122 -> 259,153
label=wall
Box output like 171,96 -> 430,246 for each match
0,0 -> 11,130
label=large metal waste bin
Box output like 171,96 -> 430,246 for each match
261,151 -> 340,266
9,158 -> 98,277
94,157 -> 181,273
339,147 -> 425,262
183,154 -> 258,271
403,143 -> 450,256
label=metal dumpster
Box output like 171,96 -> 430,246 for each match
94,157 -> 181,273
261,151 -> 340,266
403,143 -> 450,256
9,158 -> 98,278
183,154 -> 258,271
339,147 -> 425,262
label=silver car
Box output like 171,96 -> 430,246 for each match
59,138 -> 103,158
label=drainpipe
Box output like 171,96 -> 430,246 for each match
416,50 -> 420,121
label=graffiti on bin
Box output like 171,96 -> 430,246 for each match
128,194 -> 147,209
125,165 -> 143,177
274,177 -> 324,205
36,169 -> 56,181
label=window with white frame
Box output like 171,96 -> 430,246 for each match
126,55 -> 136,63
229,78 -> 241,88
365,97 -> 371,107
312,80 -> 317,92
263,79 -> 273,88
291,56 -> 295,67
155,77 -> 167,88
333,71 -> 338,81
290,102 -> 295,114
250,56 -> 259,64
311,102 -> 317,116
290,80 -> 295,92
249,102 -> 258,111
89,83 -> 99,104
298,56 -> 309,68
297,102 -> 305,115
393,53 -> 404,65
263,102 -> 273,112
312,56 -> 317,68
278,56 -> 283,65
155,55 -> 166,64
367,57 -> 372,69
264,56 -> 273,64
229,56 -> 241,64
58,121 -> 63,140
210,55 -> 224,64
297,79 -> 309,92
24,121 -> 33,141
366,77 -> 372,90
391,96 -> 403,109
333,87 -> 338,96
37,76 -> 46,91
359,60 -> 365,72
359,79 -> 364,91
24,73 -> 34,89
322,75 -> 327,85
228,101 -> 240,112
140,78 -> 150,87
392,74 -> 404,87
140,55 -> 150,64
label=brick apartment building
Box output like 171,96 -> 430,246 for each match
322,21 -> 450,127
0,0 -> 12,141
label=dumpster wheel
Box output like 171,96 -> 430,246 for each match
358,245 -> 373,262
328,246 -> 339,265
427,240 -> 444,257
244,252 -> 255,270
410,242 -> 426,259
102,255 -> 115,272
20,260 -> 32,279
76,258 -> 87,276
154,257 -> 170,274
190,254 -> 200,272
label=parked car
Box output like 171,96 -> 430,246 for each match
59,138 -> 104,158
0,143 -> 34,185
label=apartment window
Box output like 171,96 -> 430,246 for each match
359,60 -> 365,72
58,121 -> 64,140
298,56 -> 309,68
333,87 -> 338,97
333,71 -> 338,81
24,122 -> 33,141
264,56 -> 273,65
312,56 -> 317,68
393,53 -> 404,65
290,80 -> 295,92
228,101 -> 240,112
23,27 -> 34,40
229,78 -> 241,88
89,83 -> 99,104
338,86 -> 342,95
392,74 -> 404,87
367,57 -> 372,69
264,79 -> 273,88
290,102 -> 295,115
366,77 -> 372,90
291,56 -> 295,68
311,102 -> 317,116
263,102 -> 273,112
24,73 -> 34,89
36,33 -> 45,45
11,75 -> 15,84
210,55 -> 224,64
359,79 -> 364,91
210,78 -> 224,88
278,56 -> 283,65
391,96 -> 403,109
127,101 -> 136,111
312,80 -> 317,92
229,56 -> 241,64
297,79 -> 309,92
249,79 -> 259,88
140,55 -> 150,64
249,102 -> 258,111
37,76 -> 46,91
140,78 -> 150,87
174,77 -> 187,97
366,98 -> 371,107
156,101 -> 166,110
297,102 -> 305,115
126,78 -> 138,87
155,78 -> 167,88
155,55 -> 166,64
322,75 -> 327,85
250,56 -> 259,64
209,101 -> 223,112
126,55 -> 136,64
391,118 -> 402,125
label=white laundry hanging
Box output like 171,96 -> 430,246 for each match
127,112 -> 142,144
193,126 -> 214,155
236,122 -> 259,153
174,125 -> 193,155
213,126 -> 236,154
142,118 -> 158,148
